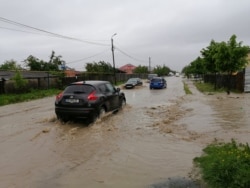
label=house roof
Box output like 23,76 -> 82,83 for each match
119,64 -> 136,69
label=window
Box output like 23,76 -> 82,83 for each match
105,83 -> 115,93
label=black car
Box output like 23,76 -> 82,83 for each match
124,78 -> 143,89
55,80 -> 126,123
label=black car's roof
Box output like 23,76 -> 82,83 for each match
71,80 -> 111,86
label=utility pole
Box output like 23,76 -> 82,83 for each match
149,57 -> 151,73
111,33 -> 117,84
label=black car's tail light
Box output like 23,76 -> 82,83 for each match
87,91 -> 98,101
56,92 -> 63,101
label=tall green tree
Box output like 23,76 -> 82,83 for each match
189,57 -> 206,76
216,35 -> 249,74
201,39 -> 219,74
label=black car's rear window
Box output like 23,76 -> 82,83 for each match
64,85 -> 94,94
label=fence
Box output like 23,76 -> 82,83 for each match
203,72 -> 244,92
0,72 -> 148,94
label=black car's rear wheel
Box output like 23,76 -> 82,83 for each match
98,107 -> 106,119
120,98 -> 126,109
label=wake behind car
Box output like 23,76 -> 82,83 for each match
149,77 -> 167,89
124,78 -> 143,89
55,80 -> 126,123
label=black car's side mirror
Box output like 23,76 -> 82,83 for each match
116,88 -> 120,92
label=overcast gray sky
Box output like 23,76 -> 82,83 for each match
1,0 -> 250,71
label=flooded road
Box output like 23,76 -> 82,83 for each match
0,77 -> 250,188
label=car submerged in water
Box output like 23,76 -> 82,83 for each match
149,77 -> 167,89
55,80 -> 126,123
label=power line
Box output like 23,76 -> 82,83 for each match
0,16 -> 109,46
0,26 -> 53,35
67,49 -> 110,64
115,46 -> 147,63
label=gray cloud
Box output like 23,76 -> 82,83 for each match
1,0 -> 250,71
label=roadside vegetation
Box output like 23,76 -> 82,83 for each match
193,81 -> 241,94
182,34 -> 249,93
183,81 -> 192,94
194,139 -> 250,188
194,82 -> 226,93
0,89 -> 60,106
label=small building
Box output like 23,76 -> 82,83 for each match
119,64 -> 136,74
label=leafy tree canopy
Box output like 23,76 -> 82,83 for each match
153,65 -> 170,76
25,51 -> 64,71
133,65 -> 149,73
188,34 -> 250,75
85,61 -> 114,73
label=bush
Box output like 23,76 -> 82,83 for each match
11,70 -> 28,93
194,139 -> 250,188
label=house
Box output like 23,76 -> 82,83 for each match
119,64 -> 136,74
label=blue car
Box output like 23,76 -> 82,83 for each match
149,77 -> 167,89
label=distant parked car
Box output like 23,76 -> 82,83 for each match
55,80 -> 126,123
149,77 -> 167,89
124,78 -> 143,89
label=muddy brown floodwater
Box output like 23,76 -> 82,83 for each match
0,77 -> 250,188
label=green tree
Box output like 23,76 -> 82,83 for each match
25,51 -> 63,71
216,35 -> 249,73
133,65 -> 149,73
216,35 -> 249,93
25,55 -> 42,70
153,65 -> 170,76
85,61 -> 113,73
0,60 -> 22,70
49,51 -> 65,70
189,57 -> 206,76
201,39 -> 219,74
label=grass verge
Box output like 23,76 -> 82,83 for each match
194,82 -> 226,93
183,81 -> 192,94
0,89 -> 61,106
